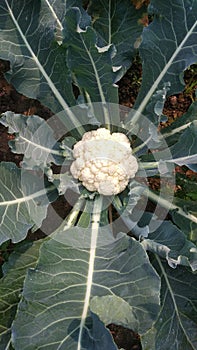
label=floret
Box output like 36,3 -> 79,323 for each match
70,128 -> 138,195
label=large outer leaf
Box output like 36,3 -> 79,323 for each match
161,101 -> 197,145
88,0 -> 146,77
140,119 -> 197,171
142,258 -> 197,350
64,8 -> 118,109
0,240 -> 43,349
134,0 -> 197,117
43,0 -> 84,42
166,121 -> 197,169
171,205 -> 197,245
0,162 -> 57,244
12,232 -> 160,349
159,101 -> 197,168
168,121 -> 197,169
142,219 -> 197,271
0,0 -> 76,113
0,112 -> 65,169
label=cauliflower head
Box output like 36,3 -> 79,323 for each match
70,128 -> 138,195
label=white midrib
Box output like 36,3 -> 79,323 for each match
18,135 -> 63,156
146,189 -> 197,224
5,339 -> 11,350
80,35 -> 111,126
77,198 -> 102,350
108,0 -> 112,45
0,186 -> 53,206
81,37 -> 106,105
44,0 -> 63,32
167,154 -> 197,164
161,122 -> 192,138
5,1 -> 80,127
131,19 -> 197,125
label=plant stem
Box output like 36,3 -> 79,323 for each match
53,196 -> 85,235
77,195 -> 103,350
112,195 -> 123,212
160,122 -> 192,139
139,161 -> 159,170
5,339 -> 11,350
108,204 -> 113,229
145,189 -> 197,224
66,197 -> 85,227
132,135 -> 152,154
91,195 -> 103,225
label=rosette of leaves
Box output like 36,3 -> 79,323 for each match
0,1 -> 197,349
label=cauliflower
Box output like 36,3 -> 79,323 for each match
70,128 -> 138,195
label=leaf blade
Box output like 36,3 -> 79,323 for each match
145,257 -> 197,350
0,240 -> 43,349
0,162 -> 57,244
64,7 -> 118,118
0,0 -> 76,112
88,0 -> 145,77
0,112 -> 65,170
134,0 -> 197,119
11,230 -> 160,349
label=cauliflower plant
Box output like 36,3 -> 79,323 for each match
70,128 -> 138,195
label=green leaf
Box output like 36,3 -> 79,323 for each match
161,101 -> 197,145
134,0 -> 197,119
64,8 -> 118,116
112,182 -> 149,239
0,239 -> 44,349
0,0 -> 76,113
0,162 -> 57,244
90,295 -> 138,329
11,232 -> 160,349
142,188 -> 197,242
83,312 -> 118,350
50,172 -> 80,196
88,0 -> 145,77
42,0 -> 85,43
0,112 -> 65,169
140,101 -> 197,166
140,121 -> 197,172
171,207 -> 197,245
142,220 -> 197,271
142,258 -> 197,350
169,121 -> 197,169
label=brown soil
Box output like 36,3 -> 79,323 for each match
107,324 -> 142,350
0,57 -> 196,350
